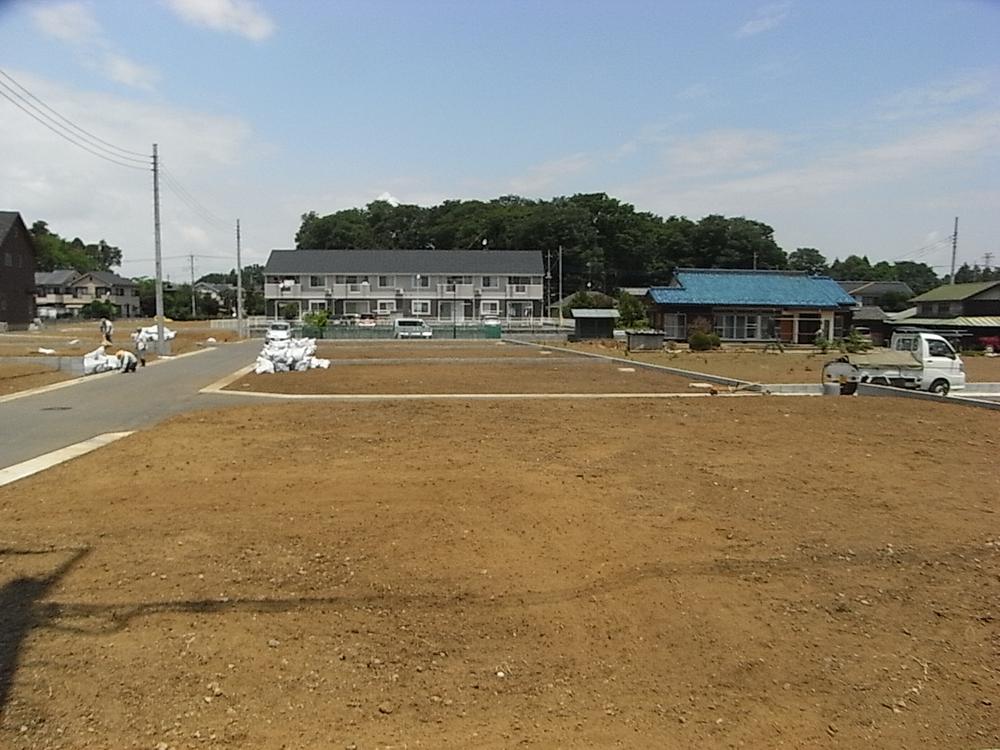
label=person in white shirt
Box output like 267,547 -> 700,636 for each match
115,349 -> 138,373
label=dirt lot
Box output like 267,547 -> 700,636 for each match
0,321 -> 237,358
314,341 -> 574,360
564,341 -> 1000,383
1,396 -> 997,749
230,354 -> 694,394
0,363 -> 72,396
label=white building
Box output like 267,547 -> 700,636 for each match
263,249 -> 545,322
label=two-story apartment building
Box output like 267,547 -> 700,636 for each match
0,211 -> 37,329
263,249 -> 545,321
35,269 -> 140,318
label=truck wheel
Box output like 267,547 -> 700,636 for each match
929,379 -> 950,396
840,382 -> 857,396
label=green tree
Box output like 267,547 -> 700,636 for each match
787,247 -> 828,274
616,290 -> 647,328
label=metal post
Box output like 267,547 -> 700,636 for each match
152,143 -> 165,354
189,254 -> 196,318
452,285 -> 457,339
558,244 -> 563,329
236,219 -> 244,337
949,216 -> 959,284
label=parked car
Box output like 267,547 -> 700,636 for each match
482,315 -> 502,328
393,317 -> 433,339
358,312 -> 377,328
265,321 -> 292,343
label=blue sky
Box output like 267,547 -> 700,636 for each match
0,0 -> 998,281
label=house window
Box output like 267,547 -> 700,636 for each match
377,275 -> 392,288
377,299 -> 396,314
662,313 -> 686,339
308,300 -> 328,311
936,302 -> 951,316
414,275 -> 430,288
713,313 -> 772,340
309,275 -> 326,288
411,299 -> 431,315
508,276 -> 530,285
482,276 -> 494,288
480,300 -> 500,315
3,252 -> 10,267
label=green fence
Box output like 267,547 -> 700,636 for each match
300,325 -> 501,340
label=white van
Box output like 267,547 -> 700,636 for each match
393,317 -> 433,339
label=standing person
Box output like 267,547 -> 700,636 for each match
134,329 -> 147,367
100,317 -> 114,344
115,349 -> 138,373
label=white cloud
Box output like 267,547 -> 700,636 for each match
99,53 -> 160,91
663,130 -> 783,177
879,71 -> 995,121
30,1 -> 101,42
163,0 -> 276,41
30,2 -> 159,91
736,2 -> 792,37
374,191 -> 400,206
0,71 -> 259,279
509,153 -> 591,194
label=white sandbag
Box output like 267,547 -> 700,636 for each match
309,358 -> 331,369
138,325 -> 177,341
83,346 -> 119,375
38,347 -> 56,355
254,356 -> 275,375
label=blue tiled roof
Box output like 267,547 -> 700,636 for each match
648,269 -> 857,308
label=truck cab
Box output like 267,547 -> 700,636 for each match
889,332 -> 966,395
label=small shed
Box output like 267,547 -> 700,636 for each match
626,330 -> 665,351
571,308 -> 620,339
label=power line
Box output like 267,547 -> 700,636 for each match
160,167 -> 231,229
889,236 -> 952,263
0,68 -> 149,159
0,83 -> 149,171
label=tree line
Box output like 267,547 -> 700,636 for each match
295,194 -> 946,296
29,220 -> 123,273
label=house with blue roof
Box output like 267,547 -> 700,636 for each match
646,269 -> 857,344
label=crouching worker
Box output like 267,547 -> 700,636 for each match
115,349 -> 138,373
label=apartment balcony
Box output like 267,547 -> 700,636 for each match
505,283 -> 543,298
264,282 -> 303,298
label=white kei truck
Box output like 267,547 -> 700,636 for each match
822,331 -> 966,396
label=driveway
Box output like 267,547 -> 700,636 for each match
0,340 -> 261,470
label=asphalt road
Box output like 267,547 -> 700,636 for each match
0,340 -> 261,470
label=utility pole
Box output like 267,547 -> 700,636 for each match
236,219 -> 244,338
949,216 -> 959,284
753,250 -> 758,270
984,252 -> 994,271
558,244 -> 564,329
152,143 -> 165,354
189,254 -> 196,318
545,246 -> 551,324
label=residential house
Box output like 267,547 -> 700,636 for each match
837,280 -> 915,346
892,281 -> 1000,344
35,269 -> 140,318
646,269 -> 856,343
263,249 -> 545,321
194,281 -> 235,310
0,211 -> 37,329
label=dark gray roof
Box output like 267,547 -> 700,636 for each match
852,305 -> 889,322
0,211 -> 20,241
35,269 -> 78,285
571,308 -> 620,319
265,249 -> 543,275
838,280 -> 915,298
79,270 -> 136,286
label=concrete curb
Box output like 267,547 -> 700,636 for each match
0,431 -> 134,486
857,382 -> 1000,411
501,339 -> 756,388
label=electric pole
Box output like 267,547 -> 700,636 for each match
236,219 -> 244,338
558,244 -> 564,329
545,246 -> 551,323
152,143 -> 165,354
189,254 -> 196,318
984,252 -> 994,271
949,216 -> 959,284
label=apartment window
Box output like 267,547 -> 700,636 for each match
308,300 -> 328,311
508,276 -> 530,285
309,275 -> 326,288
480,300 -> 500,315
3,252 -> 10,267
377,299 -> 396,313
482,276 -> 494,288
411,299 -> 431,315
414,275 -> 430,288
377,275 -> 393,288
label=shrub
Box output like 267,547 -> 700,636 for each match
80,300 -> 117,319
689,330 -> 720,351
302,310 -> 329,330
279,304 -> 299,321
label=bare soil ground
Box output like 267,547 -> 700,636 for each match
0,396 -> 997,749
0,363 -> 72,396
231,344 -> 694,394
564,341 -> 1000,383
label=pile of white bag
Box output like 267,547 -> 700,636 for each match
136,324 -> 177,342
83,345 -> 120,375
254,337 -> 330,374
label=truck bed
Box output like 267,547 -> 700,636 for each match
829,351 -> 922,369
